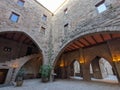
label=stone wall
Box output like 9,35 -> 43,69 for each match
0,0 -> 53,64
51,0 -> 120,64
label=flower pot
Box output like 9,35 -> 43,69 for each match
16,80 -> 23,86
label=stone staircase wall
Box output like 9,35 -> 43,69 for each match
0,54 -> 40,84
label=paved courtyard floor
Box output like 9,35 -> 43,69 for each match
0,79 -> 120,90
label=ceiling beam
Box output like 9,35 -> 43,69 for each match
83,37 -> 92,45
73,42 -> 82,48
100,34 -> 104,41
77,40 -> 86,47
91,36 -> 98,44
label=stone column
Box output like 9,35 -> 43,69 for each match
82,63 -> 91,81
114,62 -> 120,82
80,65 -> 83,77
61,67 -> 66,79
67,66 -> 71,78
91,60 -> 102,79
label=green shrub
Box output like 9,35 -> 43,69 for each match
40,65 -> 52,78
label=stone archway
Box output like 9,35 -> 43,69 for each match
17,54 -> 42,80
53,31 -> 120,83
69,60 -> 80,77
89,56 -> 118,83
52,6 -> 120,66
0,31 -> 44,84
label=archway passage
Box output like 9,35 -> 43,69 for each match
0,31 -> 43,84
0,69 -> 8,84
69,60 -> 83,80
54,32 -> 120,84
90,57 -> 118,83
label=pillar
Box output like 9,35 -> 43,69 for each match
82,63 -> 91,81
114,62 -> 120,82
91,59 -> 102,79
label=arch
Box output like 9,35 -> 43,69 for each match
53,31 -> 120,83
69,60 -> 80,76
69,59 -> 80,66
89,56 -> 118,83
88,55 -> 113,68
73,60 -> 80,76
0,31 -> 42,52
17,54 -> 42,80
53,31 -> 120,68
88,56 -> 115,77
0,31 -> 44,83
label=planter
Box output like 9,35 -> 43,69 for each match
41,77 -> 49,82
16,76 -> 24,86
40,65 -> 52,82
16,80 -> 23,86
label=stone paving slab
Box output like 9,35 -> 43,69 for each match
0,79 -> 120,90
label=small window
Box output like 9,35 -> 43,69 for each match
64,23 -> 69,31
64,23 -> 68,36
10,12 -> 20,22
95,0 -> 107,13
64,23 -> 69,27
64,8 -> 68,14
17,0 -> 25,7
41,27 -> 46,34
42,14 -> 47,21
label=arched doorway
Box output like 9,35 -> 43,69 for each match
69,60 -> 83,80
0,31 -> 43,84
73,60 -> 80,76
69,60 -> 80,77
90,57 -> 118,83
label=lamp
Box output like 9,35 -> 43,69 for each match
60,60 -> 64,67
80,59 -> 85,64
113,55 -> 120,62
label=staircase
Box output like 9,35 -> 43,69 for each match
0,53 -> 41,82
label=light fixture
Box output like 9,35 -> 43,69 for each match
80,59 -> 85,64
113,55 -> 120,62
60,60 -> 64,67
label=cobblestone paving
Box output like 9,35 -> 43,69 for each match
0,79 -> 120,90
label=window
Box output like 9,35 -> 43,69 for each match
97,3 -> 107,13
42,14 -> 47,21
41,27 -> 46,34
64,23 -> 69,35
64,23 -> 69,28
10,12 -> 20,22
64,8 -> 68,14
95,0 -> 107,13
17,0 -> 25,7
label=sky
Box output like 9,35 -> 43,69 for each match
97,3 -> 107,13
36,0 -> 66,13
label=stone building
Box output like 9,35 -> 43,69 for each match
0,0 -> 120,85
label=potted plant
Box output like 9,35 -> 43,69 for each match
40,64 -> 52,82
16,68 -> 25,86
